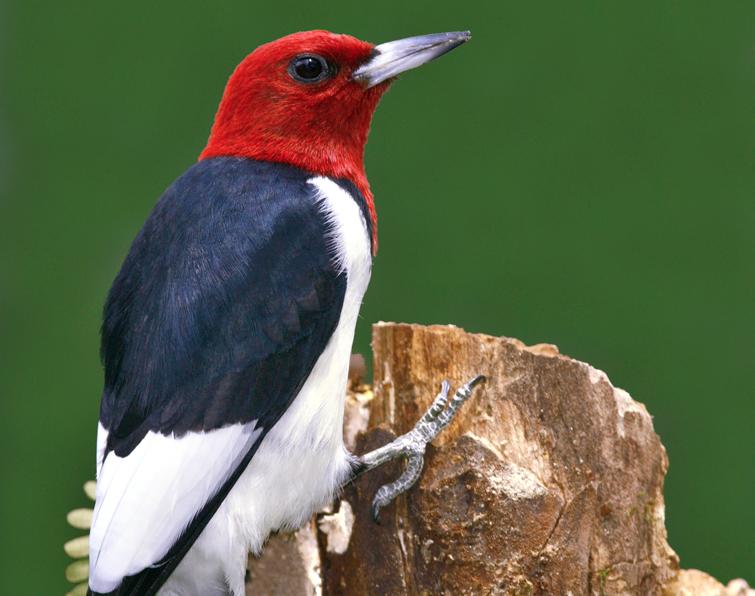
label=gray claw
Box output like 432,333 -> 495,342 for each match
371,453 -> 425,520
368,376 -> 485,521
468,374 -> 487,388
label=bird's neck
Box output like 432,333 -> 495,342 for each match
200,130 -> 378,254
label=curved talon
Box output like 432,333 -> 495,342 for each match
371,486 -> 391,523
371,473 -> 419,522
371,452 -> 425,522
468,374 -> 487,388
366,374 -> 485,524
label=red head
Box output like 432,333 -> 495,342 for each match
200,30 -> 471,253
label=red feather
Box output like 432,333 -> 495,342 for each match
200,30 -> 390,253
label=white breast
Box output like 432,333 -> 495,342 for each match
165,176 -> 373,595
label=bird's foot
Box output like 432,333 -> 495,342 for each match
356,375 -> 486,522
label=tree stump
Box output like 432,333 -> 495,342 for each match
245,323 -> 751,596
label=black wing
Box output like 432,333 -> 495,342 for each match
90,157 -> 348,595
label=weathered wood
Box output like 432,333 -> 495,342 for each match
243,323 -> 751,596
324,323 -> 679,595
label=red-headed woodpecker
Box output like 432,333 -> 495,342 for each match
89,30 -> 480,596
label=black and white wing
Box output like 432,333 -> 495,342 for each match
88,158 -> 358,595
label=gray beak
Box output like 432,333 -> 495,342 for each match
352,31 -> 471,88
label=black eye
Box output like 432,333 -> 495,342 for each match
289,54 -> 332,83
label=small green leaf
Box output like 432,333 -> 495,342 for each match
83,480 -> 96,501
64,536 -> 89,558
66,582 -> 88,596
66,508 -> 93,530
65,559 -> 89,583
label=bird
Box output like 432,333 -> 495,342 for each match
88,29 -> 481,596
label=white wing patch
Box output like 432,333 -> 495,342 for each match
96,422 -> 108,478
89,423 -> 261,594
309,176 -> 371,282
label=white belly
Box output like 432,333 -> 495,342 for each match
163,176 -> 372,595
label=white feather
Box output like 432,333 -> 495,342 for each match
96,422 -> 108,478
88,423 -> 261,594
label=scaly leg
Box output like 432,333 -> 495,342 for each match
349,375 -> 485,521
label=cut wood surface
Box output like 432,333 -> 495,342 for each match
245,323 -> 752,596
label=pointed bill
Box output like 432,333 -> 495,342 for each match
353,31 -> 471,88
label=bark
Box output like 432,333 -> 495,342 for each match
245,323 -> 751,596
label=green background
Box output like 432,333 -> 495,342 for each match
1,1 -> 753,593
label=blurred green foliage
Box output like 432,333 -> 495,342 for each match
1,1 -> 753,593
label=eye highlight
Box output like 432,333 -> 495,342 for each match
288,54 -> 333,83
